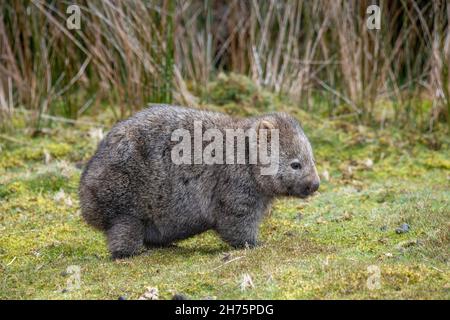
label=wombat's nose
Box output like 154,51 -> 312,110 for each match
305,180 -> 320,195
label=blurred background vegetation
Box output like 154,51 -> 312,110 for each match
0,0 -> 449,133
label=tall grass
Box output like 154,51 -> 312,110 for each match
0,0 -> 175,132
0,0 -> 448,132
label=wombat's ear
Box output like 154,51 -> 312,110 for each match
256,119 -> 276,143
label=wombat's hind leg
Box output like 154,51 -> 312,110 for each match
107,216 -> 145,260
143,221 -> 172,248
216,215 -> 259,249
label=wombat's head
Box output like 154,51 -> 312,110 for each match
253,113 -> 320,198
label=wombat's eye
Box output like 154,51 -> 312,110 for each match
291,162 -> 302,170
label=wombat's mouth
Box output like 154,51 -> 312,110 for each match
285,192 -> 310,199
298,192 -> 315,199
299,193 -> 310,199
286,186 -> 318,199
286,187 -> 310,199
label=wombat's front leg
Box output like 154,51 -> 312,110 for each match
106,215 -> 145,259
216,213 -> 260,249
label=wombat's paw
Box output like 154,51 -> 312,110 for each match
144,242 -> 177,249
111,250 -> 135,260
244,240 -> 261,249
172,293 -> 189,300
253,240 -> 265,247
229,239 -> 259,249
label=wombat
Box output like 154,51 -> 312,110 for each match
79,105 -> 319,259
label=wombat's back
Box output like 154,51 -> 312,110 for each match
79,105 -> 237,231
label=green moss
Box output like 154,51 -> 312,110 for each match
46,142 -> 72,158
202,73 -> 275,116
205,73 -> 259,105
1,95 -> 449,299
26,173 -> 69,193
0,153 -> 25,170
0,181 -> 27,198
422,156 -> 450,170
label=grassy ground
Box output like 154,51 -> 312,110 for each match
1,81 -> 449,299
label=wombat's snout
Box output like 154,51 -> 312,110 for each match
302,179 -> 320,196
307,180 -> 320,194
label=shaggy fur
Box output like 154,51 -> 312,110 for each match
79,105 -> 319,259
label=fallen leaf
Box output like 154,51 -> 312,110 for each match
139,287 -> 159,300
342,211 -> 352,221
316,217 -> 328,224
53,189 -> 66,203
363,158 -> 374,169
240,273 -> 255,291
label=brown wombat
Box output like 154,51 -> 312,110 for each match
79,105 -> 319,259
